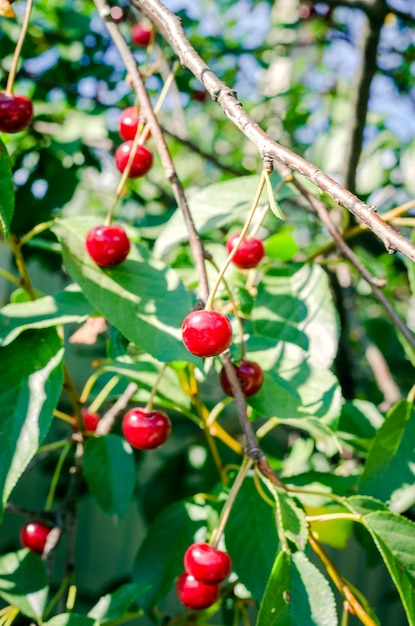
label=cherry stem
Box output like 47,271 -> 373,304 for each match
306,513 -> 361,523
19,219 -> 54,246
209,456 -> 253,548
0,268 -> 22,289
341,603 -> 350,626
5,0 -> 34,95
145,363 -> 167,411
205,170 -> 266,311
87,375 -> 121,414
44,441 -> 73,512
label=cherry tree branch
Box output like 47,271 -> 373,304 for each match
133,0 -> 415,264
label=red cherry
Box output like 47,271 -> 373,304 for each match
184,543 -> 231,584
73,409 -> 101,433
191,89 -> 208,103
122,408 -> 171,450
226,233 -> 265,269
85,225 -> 130,267
114,141 -> 153,178
220,360 -> 264,397
176,572 -> 220,610
20,521 -> 53,556
0,92 -> 33,133
131,23 -> 152,47
118,106 -> 149,141
182,310 -> 232,358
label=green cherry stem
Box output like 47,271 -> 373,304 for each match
341,603 -> 350,626
209,456 -> 253,549
88,375 -> 121,414
44,441 -> 73,512
19,219 -> 54,247
145,363 -> 168,411
0,268 -> 22,289
5,0 -> 34,95
205,170 -> 266,311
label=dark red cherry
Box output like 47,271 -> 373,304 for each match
20,521 -> 54,555
114,141 -> 153,178
220,360 -> 264,397
85,225 -> 130,267
184,542 -> 231,584
73,409 -> 101,433
182,310 -> 232,358
0,92 -> 33,133
122,408 -> 171,450
176,572 -> 220,610
131,23 -> 152,47
226,233 -> 265,269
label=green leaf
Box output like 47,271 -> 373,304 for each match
88,583 -> 145,621
154,174 -> 296,257
45,614 -> 97,626
264,231 -> 299,261
0,285 -> 93,346
0,138 -> 14,238
359,400 -> 415,512
225,476 -> 279,603
274,489 -> 308,550
133,499 -> 209,614
83,435 -> 135,518
0,328 -> 64,518
337,400 -> 384,452
0,549 -> 48,619
252,264 -> 340,368
257,551 -> 338,626
52,216 -> 198,365
264,169 -> 286,220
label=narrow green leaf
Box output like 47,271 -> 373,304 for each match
83,435 -> 135,518
0,285 -> 93,346
0,328 -> 64,518
53,217 -> 198,365
0,138 -> 14,238
225,476 -> 279,603
264,169 -> 286,220
45,614 -> 97,626
133,500 -> 209,613
257,551 -> 290,626
88,583 -> 145,621
359,400 -> 415,512
0,549 -> 48,619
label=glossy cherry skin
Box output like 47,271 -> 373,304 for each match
20,521 -> 53,555
122,408 -> 171,450
176,572 -> 220,610
220,360 -> 264,397
131,23 -> 152,47
184,543 -> 232,584
226,233 -> 265,269
73,409 -> 101,433
85,225 -> 130,267
114,141 -> 153,178
0,92 -> 33,133
118,106 -> 148,141
182,310 -> 232,358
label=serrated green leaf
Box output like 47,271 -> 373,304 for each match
88,583 -> 145,621
0,285 -> 92,346
83,435 -> 135,518
154,174 -> 296,257
45,614 -> 97,626
52,216 -> 199,365
257,551 -> 290,626
0,549 -> 48,619
274,490 -> 308,550
359,400 -> 415,512
337,399 -> 384,452
133,500 -> 209,614
0,139 -> 14,238
0,328 -> 64,518
225,476 -> 279,603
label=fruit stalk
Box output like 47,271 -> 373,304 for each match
6,0 -> 34,95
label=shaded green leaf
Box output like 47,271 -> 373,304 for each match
88,583 -> 145,622
257,551 -> 290,626
52,217 -> 198,365
83,435 -> 135,518
0,329 -> 64,518
0,285 -> 93,346
359,400 -> 415,512
45,614 -> 97,626
274,490 -> 308,550
0,549 -> 48,620
0,138 -> 14,238
225,476 -> 279,603
133,500 -> 208,614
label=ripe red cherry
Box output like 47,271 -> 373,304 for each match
20,521 -> 53,555
176,572 -> 220,610
131,23 -> 152,47
114,141 -> 153,178
118,106 -> 149,141
182,310 -> 232,358
73,409 -> 101,433
184,543 -> 232,584
0,92 -> 33,133
226,233 -> 265,269
220,360 -> 264,397
122,408 -> 171,450
85,225 -> 130,267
